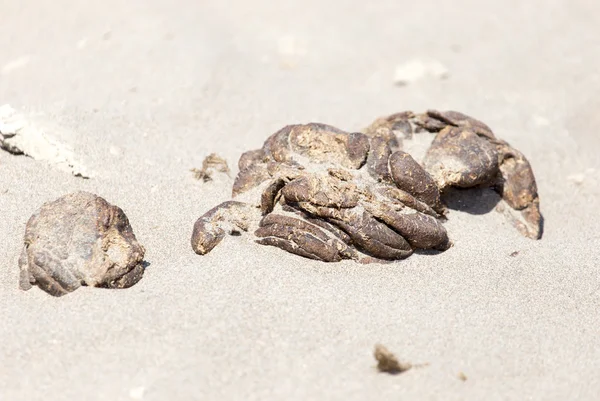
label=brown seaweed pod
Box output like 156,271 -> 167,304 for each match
192,110 -> 542,263
19,191 -> 146,297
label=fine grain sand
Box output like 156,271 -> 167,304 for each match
1,1 -> 599,400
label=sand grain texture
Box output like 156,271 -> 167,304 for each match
1,1 -> 599,400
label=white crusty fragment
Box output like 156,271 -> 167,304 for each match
0,104 -> 91,178
393,58 -> 449,86
1,55 -> 32,75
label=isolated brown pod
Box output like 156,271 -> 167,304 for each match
19,191 -> 146,297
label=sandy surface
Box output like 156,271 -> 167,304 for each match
1,0 -> 599,399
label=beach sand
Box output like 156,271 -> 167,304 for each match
1,0 -> 599,399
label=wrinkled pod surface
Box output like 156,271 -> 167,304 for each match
19,191 -> 146,297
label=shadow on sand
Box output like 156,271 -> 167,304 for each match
441,187 -> 501,216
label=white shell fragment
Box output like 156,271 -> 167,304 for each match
1,55 -> 32,75
393,58 -> 450,86
0,104 -> 90,178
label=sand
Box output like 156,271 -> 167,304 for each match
1,0 -> 599,399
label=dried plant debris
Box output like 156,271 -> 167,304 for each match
373,344 -> 430,374
191,153 -> 231,182
191,110 -> 543,264
457,371 -> 468,381
0,104 -> 90,178
19,191 -> 146,297
374,344 -> 414,374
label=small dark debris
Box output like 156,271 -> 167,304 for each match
510,251 -> 520,257
191,153 -> 230,182
458,371 -> 468,381
373,344 -> 414,374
